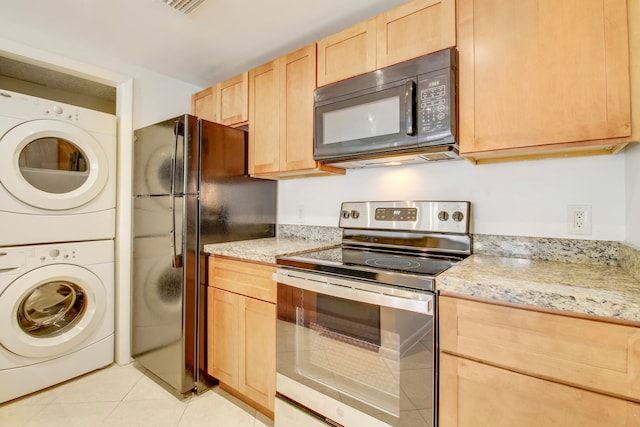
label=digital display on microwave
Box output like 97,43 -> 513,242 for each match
374,208 -> 417,221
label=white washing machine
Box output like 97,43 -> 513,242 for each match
0,89 -> 116,246
0,239 -> 114,403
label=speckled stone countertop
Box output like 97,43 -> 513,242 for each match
437,255 -> 640,324
204,237 -> 339,264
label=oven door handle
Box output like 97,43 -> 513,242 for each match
274,269 -> 433,315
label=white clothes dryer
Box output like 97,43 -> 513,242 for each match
0,89 -> 116,246
0,239 -> 114,403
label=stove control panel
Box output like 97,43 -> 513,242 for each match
339,201 -> 470,234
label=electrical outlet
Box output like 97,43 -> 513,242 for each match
567,205 -> 592,235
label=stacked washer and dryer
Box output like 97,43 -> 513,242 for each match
0,89 -> 116,403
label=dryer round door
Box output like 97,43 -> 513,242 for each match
0,119 -> 109,210
0,264 -> 107,358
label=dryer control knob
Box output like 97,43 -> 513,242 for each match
49,249 -> 60,258
52,105 -> 63,115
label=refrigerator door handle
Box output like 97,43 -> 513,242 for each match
170,120 -> 183,269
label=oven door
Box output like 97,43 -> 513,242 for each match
274,268 -> 437,427
314,78 -> 419,160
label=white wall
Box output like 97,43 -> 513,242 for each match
279,153 -> 627,241
626,143 -> 640,246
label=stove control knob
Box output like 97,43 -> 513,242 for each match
350,210 -> 360,219
452,211 -> 465,222
342,210 -> 351,219
438,210 -> 449,221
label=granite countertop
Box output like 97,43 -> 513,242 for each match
204,228 -> 640,325
437,255 -> 640,324
204,237 -> 339,264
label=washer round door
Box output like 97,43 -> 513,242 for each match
0,119 -> 109,210
0,264 -> 107,358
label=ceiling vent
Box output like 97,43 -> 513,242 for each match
161,0 -> 206,14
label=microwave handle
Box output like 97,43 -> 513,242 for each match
405,80 -> 416,136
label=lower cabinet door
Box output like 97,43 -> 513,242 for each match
208,286 -> 276,412
208,287 -> 239,389
240,295 -> 276,411
439,353 -> 640,427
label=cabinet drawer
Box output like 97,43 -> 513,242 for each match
208,256 -> 276,303
439,296 -> 640,401
440,353 -> 640,427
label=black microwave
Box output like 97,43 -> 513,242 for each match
314,48 -> 458,167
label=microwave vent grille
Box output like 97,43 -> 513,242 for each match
418,152 -> 458,162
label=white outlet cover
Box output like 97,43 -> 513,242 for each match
567,204 -> 592,235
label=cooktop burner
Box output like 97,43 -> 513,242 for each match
277,247 -> 460,291
364,256 -> 422,270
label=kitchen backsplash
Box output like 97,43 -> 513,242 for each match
277,224 -> 342,242
620,243 -> 640,282
472,235 -> 620,266
277,224 -> 640,281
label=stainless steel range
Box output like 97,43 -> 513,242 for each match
274,201 -> 471,427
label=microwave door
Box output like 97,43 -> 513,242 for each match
314,81 -> 418,160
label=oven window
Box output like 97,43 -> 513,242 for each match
316,293 -> 381,348
277,283 -> 434,427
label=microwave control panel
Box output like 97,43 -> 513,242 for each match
417,73 -> 452,141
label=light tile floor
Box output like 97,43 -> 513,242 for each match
0,363 -> 273,427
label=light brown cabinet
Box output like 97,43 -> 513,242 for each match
248,44 -> 345,179
457,0 -> 634,163
439,296 -> 640,426
376,0 -> 456,68
317,18 -> 377,87
207,256 -> 276,416
440,353 -> 640,427
191,72 -> 248,127
191,86 -> 217,123
216,72 -> 249,127
317,0 -> 456,86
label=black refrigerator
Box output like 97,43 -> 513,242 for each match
131,115 -> 276,395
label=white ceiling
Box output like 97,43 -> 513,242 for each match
0,0 -> 408,88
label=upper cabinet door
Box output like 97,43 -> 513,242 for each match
248,60 -> 280,175
217,72 -> 249,127
458,0 -> 631,158
279,44 -> 318,172
317,18 -> 377,87
191,86 -> 217,123
377,0 -> 456,69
